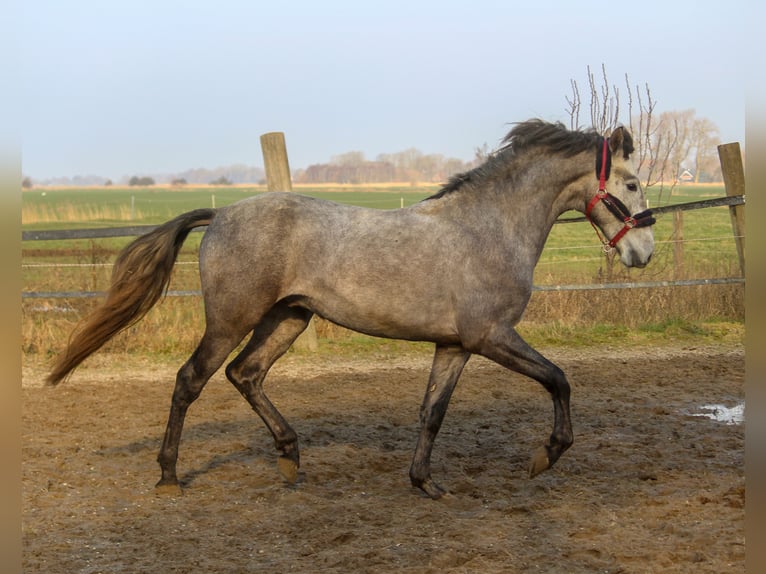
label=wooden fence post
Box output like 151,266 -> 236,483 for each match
260,132 -> 293,192
717,142 -> 746,276
673,211 -> 684,280
259,132 -> 318,351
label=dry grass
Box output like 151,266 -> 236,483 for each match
22,202 -> 146,224
26,282 -> 744,363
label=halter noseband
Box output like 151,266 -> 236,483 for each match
585,137 -> 656,252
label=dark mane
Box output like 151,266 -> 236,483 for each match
426,120 -> 604,200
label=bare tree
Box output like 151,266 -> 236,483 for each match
568,65 -> 722,194
568,65 -> 676,201
636,110 -> 722,192
639,110 -> 681,197
567,64 -> 621,134
565,79 -> 581,131
331,151 -> 366,166
624,77 -> 657,187
690,116 -> 722,182
569,67 -> 655,171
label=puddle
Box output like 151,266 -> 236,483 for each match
688,403 -> 744,425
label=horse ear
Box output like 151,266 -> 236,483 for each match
609,126 -> 634,159
609,127 -> 624,155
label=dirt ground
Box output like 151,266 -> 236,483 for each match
22,342 -> 744,573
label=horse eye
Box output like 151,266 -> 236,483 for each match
627,183 -> 638,192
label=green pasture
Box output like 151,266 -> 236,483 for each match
21,185 -> 437,228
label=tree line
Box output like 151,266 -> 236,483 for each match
25,164 -> 266,188
292,107 -> 723,187
294,149 -> 479,185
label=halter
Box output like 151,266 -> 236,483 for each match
585,137 -> 656,252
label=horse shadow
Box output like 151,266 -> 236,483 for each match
94,402 -> 424,489
94,382 -> 549,492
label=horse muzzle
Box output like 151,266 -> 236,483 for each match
616,229 -> 655,268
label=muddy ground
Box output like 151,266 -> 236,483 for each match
22,342 -> 744,573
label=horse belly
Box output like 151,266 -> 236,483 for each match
306,290 -> 459,343
292,254 -> 460,343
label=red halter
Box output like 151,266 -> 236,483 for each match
585,137 -> 655,252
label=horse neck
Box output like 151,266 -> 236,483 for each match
440,152 -> 593,254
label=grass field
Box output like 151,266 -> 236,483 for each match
21,183 -> 744,357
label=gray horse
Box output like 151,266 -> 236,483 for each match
48,120 -> 655,499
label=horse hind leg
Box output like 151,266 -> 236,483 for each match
410,344 -> 471,499
156,329 -> 246,495
225,304 -> 313,485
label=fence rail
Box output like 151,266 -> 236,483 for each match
22,277 -> 746,301
21,224 -> 206,242
556,194 -> 745,223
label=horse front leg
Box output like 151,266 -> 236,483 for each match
410,344 -> 471,499
474,326 -> 573,477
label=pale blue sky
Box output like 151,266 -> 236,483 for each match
21,0 -> 747,180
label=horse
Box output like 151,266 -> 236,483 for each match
47,119 -> 655,499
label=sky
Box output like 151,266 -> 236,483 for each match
21,0 -> 749,181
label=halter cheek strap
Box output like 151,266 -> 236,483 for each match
595,134 -> 611,188
585,137 -> 655,252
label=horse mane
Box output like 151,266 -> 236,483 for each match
426,119 -> 608,200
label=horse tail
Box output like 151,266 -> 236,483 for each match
46,208 -> 217,386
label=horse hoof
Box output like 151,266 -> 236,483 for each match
417,478 -> 449,500
528,446 -> 550,478
277,456 -> 299,484
155,481 -> 183,497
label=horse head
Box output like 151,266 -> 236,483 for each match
586,126 -> 655,268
